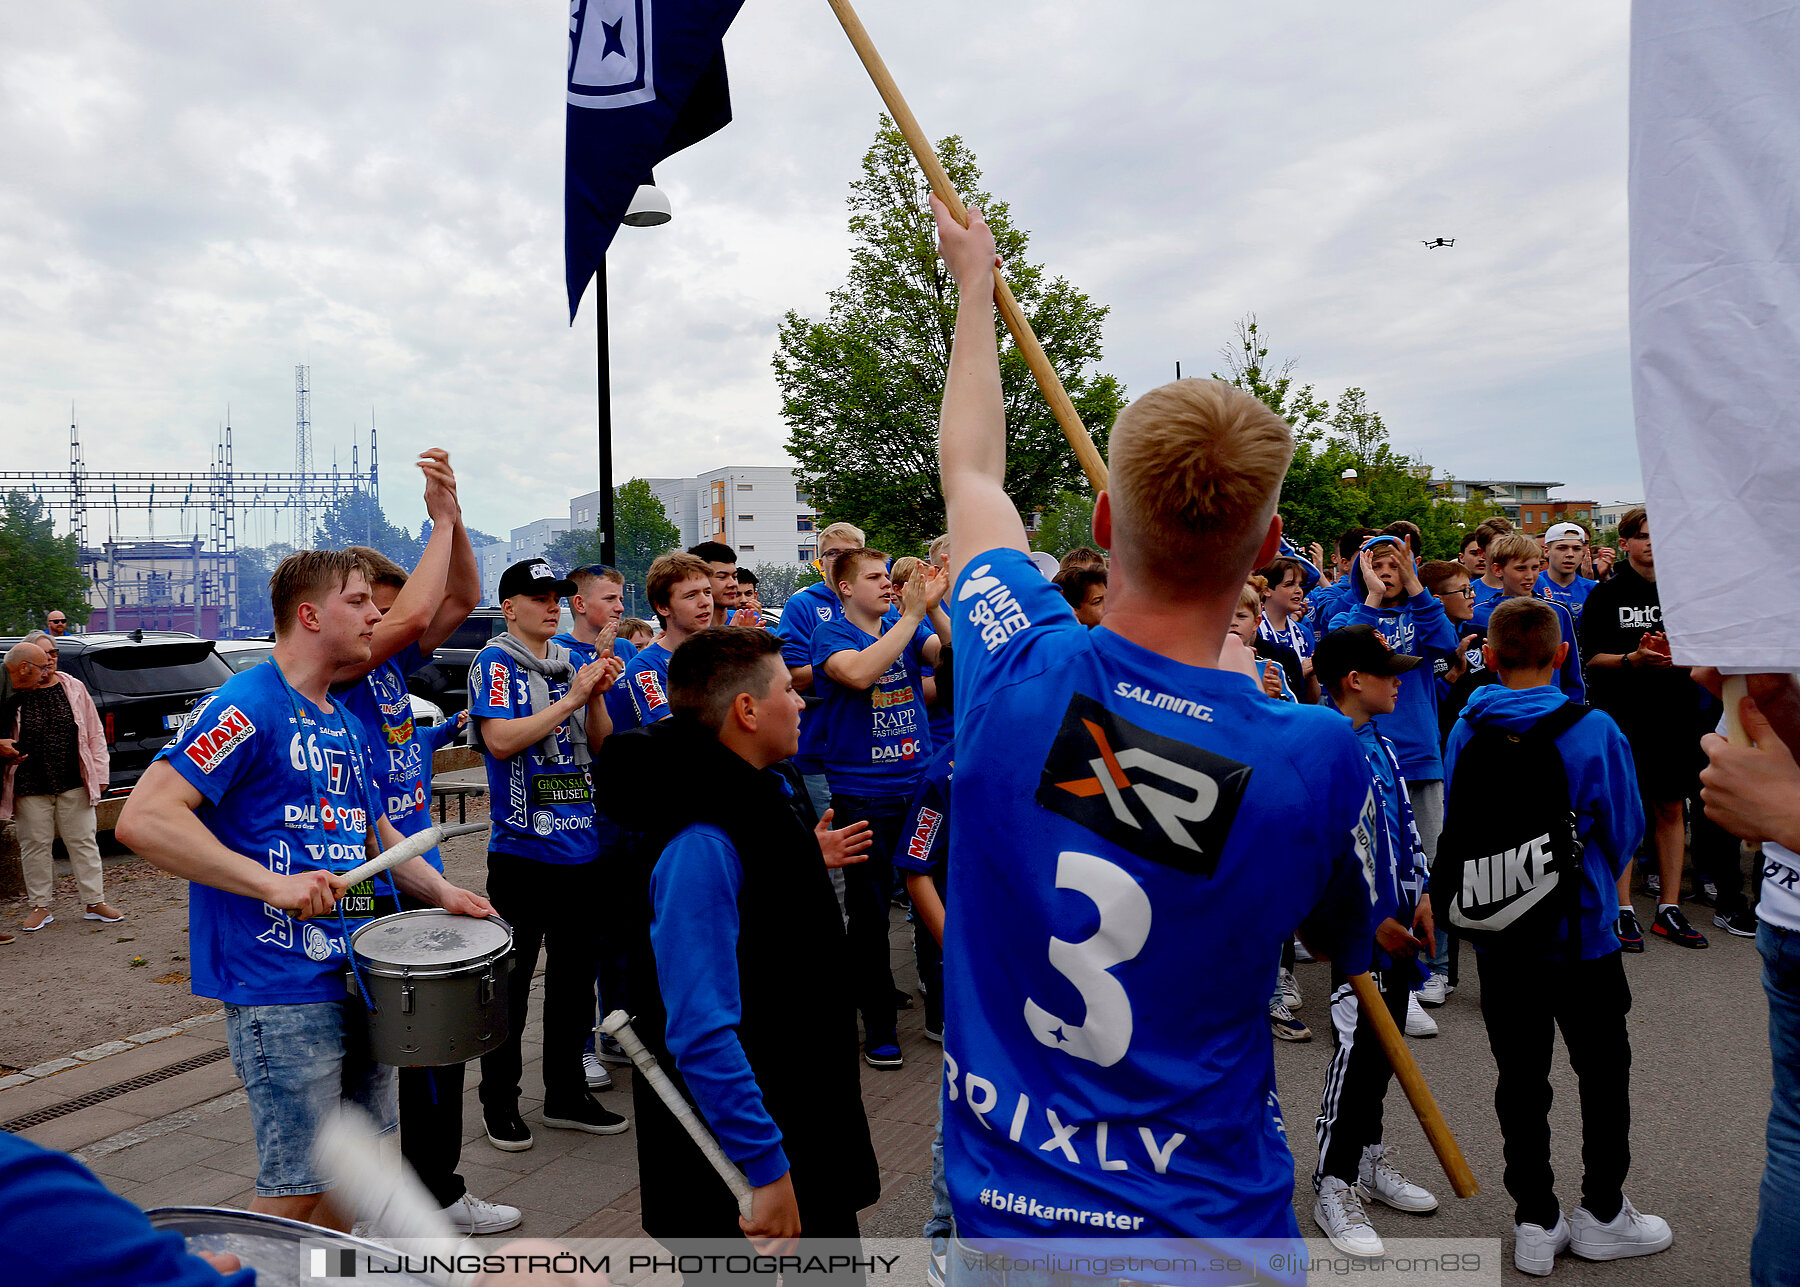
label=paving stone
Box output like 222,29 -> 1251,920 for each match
72,1040 -> 137,1062
122,1026 -> 183,1046
133,1163 -> 247,1209
172,1011 -> 225,1031
492,1156 -> 639,1218
562,1206 -> 647,1239
0,1074 -> 31,1091
84,1130 -> 235,1183
19,1106 -> 147,1153
21,1057 -> 82,1079
105,1058 -> 241,1119
0,1036 -> 227,1118
183,1106 -> 259,1144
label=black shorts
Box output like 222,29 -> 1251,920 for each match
1619,720 -> 1704,807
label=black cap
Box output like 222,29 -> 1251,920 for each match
1313,624 -> 1423,689
498,558 -> 576,601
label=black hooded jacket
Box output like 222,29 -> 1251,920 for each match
594,717 -> 879,1237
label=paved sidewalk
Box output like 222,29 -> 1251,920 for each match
2,911 -> 944,1242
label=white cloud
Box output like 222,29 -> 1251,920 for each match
0,0 -> 1643,547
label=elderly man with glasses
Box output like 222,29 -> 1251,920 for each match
2,636 -> 120,932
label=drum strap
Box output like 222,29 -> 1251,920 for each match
339,902 -> 379,1013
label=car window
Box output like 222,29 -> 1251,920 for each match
442,615 -> 504,652
81,642 -> 235,695
222,647 -> 274,672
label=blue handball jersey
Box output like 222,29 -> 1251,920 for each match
471,643 -> 598,864
552,629 -> 638,673
810,615 -> 937,796
1256,613 -> 1314,660
606,642 -> 675,732
943,549 -> 1377,1245
336,642 -> 443,871
158,662 -> 390,1005
1535,570 -> 1596,623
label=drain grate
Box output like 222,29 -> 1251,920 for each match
1,1047 -> 232,1133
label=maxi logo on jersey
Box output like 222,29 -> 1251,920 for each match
487,662 -> 509,709
1036,694 -> 1252,879
908,806 -> 943,862
183,705 -> 255,775
634,669 -> 666,710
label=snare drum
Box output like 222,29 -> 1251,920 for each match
347,909 -> 513,1067
147,1206 -> 444,1286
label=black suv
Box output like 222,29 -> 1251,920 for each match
404,608 -> 507,715
2,631 -> 235,797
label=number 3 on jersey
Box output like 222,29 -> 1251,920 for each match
1023,850 -> 1151,1067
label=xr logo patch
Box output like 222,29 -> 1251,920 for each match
1036,693 -> 1252,878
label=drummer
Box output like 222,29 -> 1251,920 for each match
118,548 -> 494,1232
331,506 -> 521,1235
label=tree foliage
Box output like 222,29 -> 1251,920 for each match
0,493 -> 91,634
745,562 -> 819,608
316,491 -> 422,567
232,542 -> 296,637
1032,490 -> 1097,560
543,477 -> 682,615
1215,318 -> 1500,559
776,117 -> 1126,549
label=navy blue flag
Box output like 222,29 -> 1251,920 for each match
565,0 -> 744,320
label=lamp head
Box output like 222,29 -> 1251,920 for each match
623,184 -> 672,227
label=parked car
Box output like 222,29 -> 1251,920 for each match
212,638 -> 445,726
1,631 -> 235,797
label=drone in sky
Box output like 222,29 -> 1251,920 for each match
1423,238 -> 1456,249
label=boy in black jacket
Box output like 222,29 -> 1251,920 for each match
592,628 -> 878,1253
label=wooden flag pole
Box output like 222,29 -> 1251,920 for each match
823,0 -> 1110,494
1348,973 -> 1479,1198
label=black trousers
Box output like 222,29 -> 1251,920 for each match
1689,790 -> 1750,915
399,1064 -> 467,1208
829,793 -> 905,1047
1476,949 -> 1632,1229
1313,967 -> 1410,1189
479,850 -> 605,1112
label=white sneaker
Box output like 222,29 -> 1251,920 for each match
1269,999 -> 1312,1042
445,1193 -> 524,1235
1277,967 -> 1302,1010
1404,992 -> 1438,1038
582,1051 -> 613,1090
1313,1176 -> 1383,1257
1358,1144 -> 1437,1213
1292,936 -> 1315,964
1417,971 -> 1450,1007
1569,1197 -> 1672,1261
1513,1213 -> 1571,1276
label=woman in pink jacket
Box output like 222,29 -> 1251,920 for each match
2,635 -> 120,932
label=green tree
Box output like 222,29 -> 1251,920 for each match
316,491 -> 422,567
543,478 -> 681,615
1214,317 -> 1499,559
232,542 -> 295,637
745,562 -> 819,609
776,117 -> 1125,549
0,492 -> 91,634
1031,490 -> 1097,559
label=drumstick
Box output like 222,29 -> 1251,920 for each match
1348,973 -> 1479,1198
314,1105 -> 471,1287
334,822 -> 488,888
1723,674 -> 1752,747
600,1009 -> 755,1218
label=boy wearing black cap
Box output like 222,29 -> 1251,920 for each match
1310,624 -> 1440,1259
471,558 -> 628,1150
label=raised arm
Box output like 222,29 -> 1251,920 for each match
339,451 -> 461,681
933,195 -> 1028,585
418,490 -> 482,656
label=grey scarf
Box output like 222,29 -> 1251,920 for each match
478,631 -> 591,766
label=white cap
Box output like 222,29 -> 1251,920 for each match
1029,550 -> 1061,580
1544,521 -> 1586,543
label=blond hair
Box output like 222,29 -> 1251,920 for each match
1108,379 -> 1294,591
1238,575 -> 1269,615
890,556 -> 923,587
1488,532 -> 1541,570
927,534 -> 950,567
347,545 -> 409,591
832,548 -> 889,602
271,550 -> 372,637
816,521 -> 865,551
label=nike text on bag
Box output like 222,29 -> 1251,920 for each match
1431,705 -> 1589,950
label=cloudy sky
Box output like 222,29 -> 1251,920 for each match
1,0 -> 1636,543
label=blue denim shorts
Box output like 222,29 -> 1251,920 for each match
223,999 -> 397,1197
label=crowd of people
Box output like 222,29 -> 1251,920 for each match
6,200 -> 1798,1287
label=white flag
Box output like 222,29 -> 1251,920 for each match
1630,1 -> 1800,670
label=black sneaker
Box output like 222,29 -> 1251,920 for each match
1714,909 -> 1758,938
484,1106 -> 534,1152
1651,906 -> 1709,949
1616,909 -> 1645,953
542,1093 -> 631,1135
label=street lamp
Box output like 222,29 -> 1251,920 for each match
596,183 -> 673,572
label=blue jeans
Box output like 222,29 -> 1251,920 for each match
926,1096 -> 952,1240
223,1000 -> 397,1197
1755,920 -> 1800,1285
